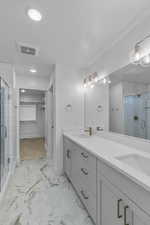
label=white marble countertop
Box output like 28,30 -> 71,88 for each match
63,131 -> 150,193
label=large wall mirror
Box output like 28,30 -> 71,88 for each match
109,63 -> 150,140
84,63 -> 150,141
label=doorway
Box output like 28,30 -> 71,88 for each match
19,89 -> 46,161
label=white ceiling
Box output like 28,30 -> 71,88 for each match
0,0 -> 149,74
15,63 -> 53,77
109,64 -> 150,85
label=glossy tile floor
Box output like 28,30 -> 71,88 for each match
20,138 -> 46,160
0,158 -> 93,225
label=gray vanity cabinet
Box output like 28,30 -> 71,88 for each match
71,144 -> 97,224
64,136 -> 150,225
98,176 -> 149,225
98,162 -> 150,225
101,180 -> 124,225
63,137 -> 97,224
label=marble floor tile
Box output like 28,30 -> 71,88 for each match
0,158 -> 94,225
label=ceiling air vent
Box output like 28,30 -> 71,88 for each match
17,43 -> 39,56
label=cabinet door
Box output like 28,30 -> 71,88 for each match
101,181 -> 123,225
64,139 -> 72,179
133,210 -> 149,225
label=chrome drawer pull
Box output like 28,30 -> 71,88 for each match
124,206 -> 129,225
81,168 -> 88,175
81,152 -> 88,159
80,190 -> 89,200
117,199 -> 123,218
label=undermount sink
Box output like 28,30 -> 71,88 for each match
116,154 -> 150,176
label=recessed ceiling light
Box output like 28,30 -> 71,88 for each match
21,89 -> 26,93
27,9 -> 42,22
30,68 -> 37,73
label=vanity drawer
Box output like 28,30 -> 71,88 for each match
73,145 -> 97,195
78,166 -> 96,196
78,148 -> 96,176
78,185 -> 97,224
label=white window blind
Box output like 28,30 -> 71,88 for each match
20,104 -> 36,121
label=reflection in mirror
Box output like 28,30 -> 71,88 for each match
109,63 -> 150,140
85,84 -> 109,130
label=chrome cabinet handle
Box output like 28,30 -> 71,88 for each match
4,126 -> 7,138
80,190 -> 89,200
66,149 -> 71,159
1,125 -> 7,138
117,199 -> 123,218
81,168 -> 88,175
81,152 -> 88,159
124,206 -> 129,225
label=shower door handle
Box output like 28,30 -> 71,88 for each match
141,120 -> 146,129
1,125 -> 7,138
4,126 -> 7,138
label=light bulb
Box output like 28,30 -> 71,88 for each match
143,55 -> 150,64
90,84 -> 94,88
134,52 -> 140,62
21,89 -> 26,93
94,76 -> 98,83
83,83 -> 87,88
27,9 -> 42,22
103,78 -> 107,84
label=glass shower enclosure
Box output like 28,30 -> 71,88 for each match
124,93 -> 150,140
0,77 -> 9,191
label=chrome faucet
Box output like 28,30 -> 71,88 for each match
84,127 -> 92,136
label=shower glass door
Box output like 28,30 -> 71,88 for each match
0,77 -> 9,191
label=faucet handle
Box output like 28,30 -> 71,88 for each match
84,127 -> 92,136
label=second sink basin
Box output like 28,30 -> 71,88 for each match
116,154 -> 150,176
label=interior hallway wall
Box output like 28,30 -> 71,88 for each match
44,66 -> 55,159
53,64 -> 84,175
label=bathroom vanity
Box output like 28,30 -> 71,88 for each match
63,132 -> 150,225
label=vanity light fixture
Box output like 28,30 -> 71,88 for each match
131,34 -> 150,67
83,72 -> 111,88
141,54 -> 150,65
21,89 -> 26,93
27,8 -> 42,22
